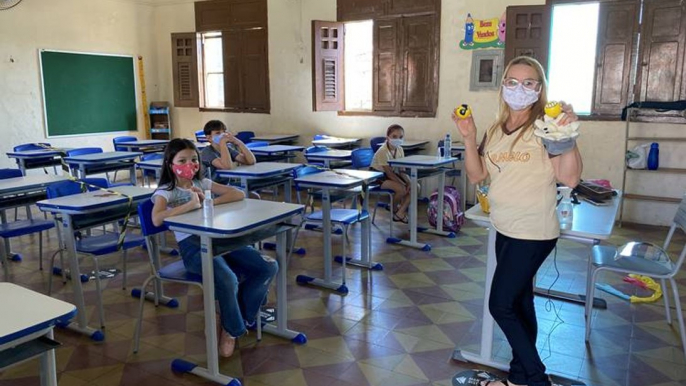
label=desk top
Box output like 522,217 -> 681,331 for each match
0,174 -> 69,196
388,155 -> 457,168
250,145 -> 305,155
136,158 -> 164,168
37,186 -> 154,214
295,169 -> 383,189
465,192 -> 622,240
117,140 -> 169,147
216,162 -> 301,178
305,149 -> 353,159
0,283 -> 76,347
65,151 -> 143,163
401,140 -> 430,150
251,134 -> 299,142
6,149 -> 65,158
312,137 -> 361,148
165,199 -> 303,237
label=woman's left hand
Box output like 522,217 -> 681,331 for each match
556,101 -> 578,126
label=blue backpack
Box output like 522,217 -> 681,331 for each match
427,186 -> 464,233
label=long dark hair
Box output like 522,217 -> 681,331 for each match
158,138 -> 203,191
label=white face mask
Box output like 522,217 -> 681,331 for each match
388,138 -> 404,147
502,84 -> 540,111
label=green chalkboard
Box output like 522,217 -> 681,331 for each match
40,50 -> 137,137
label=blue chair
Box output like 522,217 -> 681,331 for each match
236,131 -> 255,144
113,136 -> 138,152
370,137 -> 385,153
195,130 -> 208,143
350,148 -> 395,236
46,179 -> 145,328
304,145 -> 329,167
133,200 -> 262,353
13,143 -> 62,174
0,169 -> 55,279
313,134 -> 328,141
66,147 -> 134,185
138,153 -> 164,187
245,141 -> 269,149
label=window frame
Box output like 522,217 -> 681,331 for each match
200,32 -> 225,109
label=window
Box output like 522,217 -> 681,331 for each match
171,0 -> 270,113
547,3 -> 599,115
312,0 -> 441,117
510,0 -> 686,121
344,21 -> 373,111
201,32 -> 224,109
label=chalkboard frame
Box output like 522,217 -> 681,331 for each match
39,49 -> 139,138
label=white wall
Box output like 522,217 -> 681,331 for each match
2,0 -> 682,224
0,0 -> 157,171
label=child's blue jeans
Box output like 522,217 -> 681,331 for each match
178,235 -> 278,337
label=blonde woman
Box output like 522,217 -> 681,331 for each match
452,56 -> 582,386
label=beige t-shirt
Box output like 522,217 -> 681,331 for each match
482,127 -> 559,240
371,142 -> 405,173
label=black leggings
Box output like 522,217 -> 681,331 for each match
490,232 -> 557,386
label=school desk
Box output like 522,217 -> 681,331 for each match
251,134 -> 300,145
64,151 -> 142,185
249,145 -> 305,162
304,149 -> 352,168
115,139 -> 169,153
312,137 -> 361,149
6,149 -> 65,176
216,162 -> 301,202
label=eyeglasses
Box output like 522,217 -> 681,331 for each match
503,77 -> 541,91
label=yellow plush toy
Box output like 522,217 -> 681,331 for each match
534,101 -> 580,141
455,104 -> 472,119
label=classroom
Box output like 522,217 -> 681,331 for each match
1,0 -> 686,385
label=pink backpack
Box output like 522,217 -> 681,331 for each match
427,186 -> 465,233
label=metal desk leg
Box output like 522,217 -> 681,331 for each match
18,159 -> 27,176
262,229 -> 307,343
39,329 -> 58,386
336,186 -> 383,271
60,215 -> 104,341
387,167 -> 431,250
171,236 -> 240,385
296,189 -> 347,293
129,164 -> 137,186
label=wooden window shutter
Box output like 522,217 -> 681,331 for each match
399,14 -> 438,114
241,28 -> 270,112
223,29 -> 243,110
636,0 -> 686,103
592,0 -> 638,116
505,5 -> 552,75
171,32 -> 199,108
373,18 -> 400,112
195,0 -> 231,32
312,21 -> 345,111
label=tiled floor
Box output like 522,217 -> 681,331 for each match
1,196 -> 685,386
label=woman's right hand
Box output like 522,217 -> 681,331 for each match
451,111 -> 477,141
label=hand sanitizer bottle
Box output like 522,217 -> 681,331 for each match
443,133 -> 452,159
203,190 -> 214,219
557,187 -> 573,228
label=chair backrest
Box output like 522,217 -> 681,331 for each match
351,148 -> 374,169
141,153 -> 164,162
313,134 -> 329,140
370,137 -> 385,153
246,141 -> 269,149
305,145 -> 328,154
46,179 -> 107,199
14,143 -> 52,152
67,147 -> 103,157
137,200 -> 168,237
292,166 -> 324,195
235,131 -> 255,144
113,136 -> 138,152
673,194 -> 686,232
195,130 -> 207,142
0,168 -> 23,179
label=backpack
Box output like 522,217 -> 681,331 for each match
427,186 -> 464,233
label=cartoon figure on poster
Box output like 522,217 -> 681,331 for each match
460,12 -> 506,49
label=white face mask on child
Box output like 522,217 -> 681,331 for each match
389,138 -> 404,147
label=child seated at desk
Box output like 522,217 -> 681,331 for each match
371,124 -> 413,224
200,120 -> 256,184
152,138 -> 277,358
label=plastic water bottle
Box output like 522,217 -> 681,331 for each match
557,187 -> 573,228
443,133 -> 452,159
436,144 -> 442,158
647,142 -> 659,170
203,190 -> 214,219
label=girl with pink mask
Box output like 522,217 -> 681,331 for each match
151,138 -> 278,358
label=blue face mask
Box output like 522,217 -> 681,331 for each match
212,134 -> 224,144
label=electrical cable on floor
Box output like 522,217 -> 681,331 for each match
540,245 -> 565,363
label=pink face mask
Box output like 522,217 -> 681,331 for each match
171,163 -> 199,180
